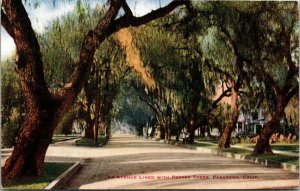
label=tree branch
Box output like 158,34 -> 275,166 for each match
238,90 -> 248,96
113,0 -> 188,29
285,85 -> 299,104
204,59 -> 233,81
58,0 -> 123,99
282,30 -> 298,93
120,0 -> 133,17
282,24 -> 297,75
208,88 -> 231,113
137,94 -> 158,114
217,16 -> 283,95
1,7 -> 14,39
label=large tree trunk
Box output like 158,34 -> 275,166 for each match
253,95 -> 285,154
2,96 -> 61,178
200,126 -> 205,138
155,119 -> 165,140
176,129 -> 181,141
84,110 -> 94,139
160,122 -> 166,140
187,93 -> 201,144
150,126 -> 156,137
218,82 -> 239,149
165,112 -> 172,140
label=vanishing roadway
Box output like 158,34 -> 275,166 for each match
43,134 -> 299,189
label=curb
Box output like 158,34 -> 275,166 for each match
51,137 -> 82,144
45,162 -> 81,189
142,137 -> 299,173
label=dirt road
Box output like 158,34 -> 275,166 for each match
53,135 -> 299,189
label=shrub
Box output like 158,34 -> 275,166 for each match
1,122 -> 19,148
75,136 -> 107,147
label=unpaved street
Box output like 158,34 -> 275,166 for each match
44,135 -> 299,189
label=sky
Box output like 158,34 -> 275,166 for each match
1,0 -> 172,61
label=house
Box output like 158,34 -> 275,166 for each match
236,107 -> 267,135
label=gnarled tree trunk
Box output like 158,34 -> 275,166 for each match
2,96 -> 63,178
253,95 -> 285,154
160,122 -> 166,140
165,109 -> 172,140
187,92 -> 201,144
84,109 -> 94,139
218,82 -> 239,149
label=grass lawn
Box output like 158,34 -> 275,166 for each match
194,142 -> 216,148
238,143 -> 299,153
195,139 -> 219,144
270,145 -> 299,153
2,162 -> 72,190
256,153 -> 299,166
75,136 -> 107,147
194,142 -> 299,166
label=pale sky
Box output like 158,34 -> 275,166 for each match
1,0 -> 172,61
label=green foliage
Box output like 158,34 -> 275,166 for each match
54,108 -> 78,135
255,153 -> 299,166
38,1 -> 107,90
75,136 -> 107,147
1,59 -> 25,148
1,122 -> 19,148
285,96 -> 299,127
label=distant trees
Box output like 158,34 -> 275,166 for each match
114,81 -> 155,136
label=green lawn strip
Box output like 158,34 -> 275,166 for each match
238,144 -> 299,153
255,153 -> 299,166
75,136 -> 107,147
270,145 -> 299,153
195,139 -> 219,144
2,162 -> 72,190
194,142 -> 217,148
194,142 -> 299,167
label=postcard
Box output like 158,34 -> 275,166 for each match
1,0 -> 299,190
